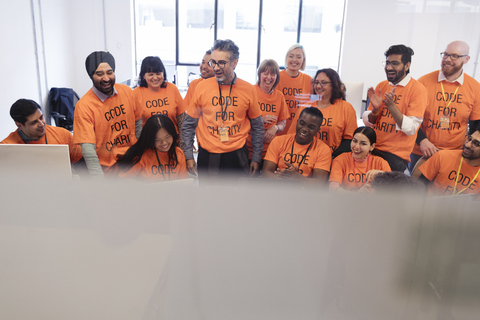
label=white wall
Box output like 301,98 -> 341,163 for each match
0,0 -> 40,137
0,0 -> 133,139
341,0 -> 480,99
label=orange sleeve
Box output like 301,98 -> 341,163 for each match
329,153 -> 348,183
174,85 -> 187,115
419,151 -> 442,181
313,141 -> 332,172
343,101 -> 358,140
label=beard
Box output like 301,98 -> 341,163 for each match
442,62 -> 463,78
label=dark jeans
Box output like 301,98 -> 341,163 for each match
197,144 -> 250,178
408,153 -> 423,176
379,150 -> 408,173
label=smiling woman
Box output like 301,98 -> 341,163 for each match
329,126 -> 391,192
133,56 -> 187,147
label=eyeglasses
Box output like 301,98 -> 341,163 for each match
440,52 -> 468,61
465,134 -> 480,148
383,61 -> 401,68
208,59 -> 230,68
313,81 -> 331,87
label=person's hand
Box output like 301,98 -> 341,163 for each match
420,139 -> 439,158
357,183 -> 373,193
275,161 -> 300,179
249,161 -> 260,177
365,169 -> 383,184
383,87 -> 396,111
262,115 -> 277,125
367,87 -> 383,114
186,159 -> 197,176
264,126 -> 278,143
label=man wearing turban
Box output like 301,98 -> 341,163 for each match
73,51 -> 142,179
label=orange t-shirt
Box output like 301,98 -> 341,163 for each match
73,84 -> 140,168
367,78 -> 428,161
186,77 -> 262,153
133,83 -> 186,130
419,150 -> 480,196
264,134 -> 332,177
1,125 -> 82,163
184,77 -> 204,108
277,70 -> 312,135
329,152 -> 391,191
413,71 -> 480,155
119,146 -> 188,181
288,99 -> 358,153
246,85 -> 289,159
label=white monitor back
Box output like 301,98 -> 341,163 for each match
0,144 -> 72,180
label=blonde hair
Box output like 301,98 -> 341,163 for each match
285,44 -> 306,71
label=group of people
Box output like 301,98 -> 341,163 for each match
2,38 -> 480,197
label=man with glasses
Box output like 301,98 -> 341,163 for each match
409,41 -> 480,173
417,127 -> 480,196
362,44 -> 428,172
182,39 -> 264,179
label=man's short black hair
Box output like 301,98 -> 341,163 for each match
211,39 -> 240,61
299,107 -> 324,128
10,99 -> 42,125
384,44 -> 414,74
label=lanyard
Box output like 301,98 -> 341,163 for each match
351,153 -> 370,188
217,82 -> 234,127
452,157 -> 480,195
44,133 -> 48,144
290,138 -> 313,168
154,149 -> 169,181
440,81 -> 460,111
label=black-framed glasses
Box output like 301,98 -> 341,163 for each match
208,59 -> 230,68
465,134 -> 480,148
383,61 -> 401,68
313,81 -> 331,87
440,52 -> 468,61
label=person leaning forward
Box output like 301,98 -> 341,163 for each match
409,40 -> 480,173
1,99 -> 82,163
182,39 -> 264,178
73,51 -> 142,179
362,44 -> 427,172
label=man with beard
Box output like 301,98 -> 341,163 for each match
363,44 -> 428,172
262,107 -> 331,185
409,41 -> 480,173
182,39 -> 264,179
418,127 -> 480,196
73,51 -> 141,179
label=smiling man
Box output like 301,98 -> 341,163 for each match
182,39 -> 265,179
184,49 -> 215,107
1,99 -> 82,163
262,107 -> 331,185
73,51 -> 142,179
418,127 -> 480,196
409,41 -> 480,173
362,44 -> 428,172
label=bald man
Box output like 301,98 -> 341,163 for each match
409,41 -> 480,173
73,51 -> 142,179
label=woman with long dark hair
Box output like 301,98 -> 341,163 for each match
117,114 -> 188,181
329,126 -> 391,191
